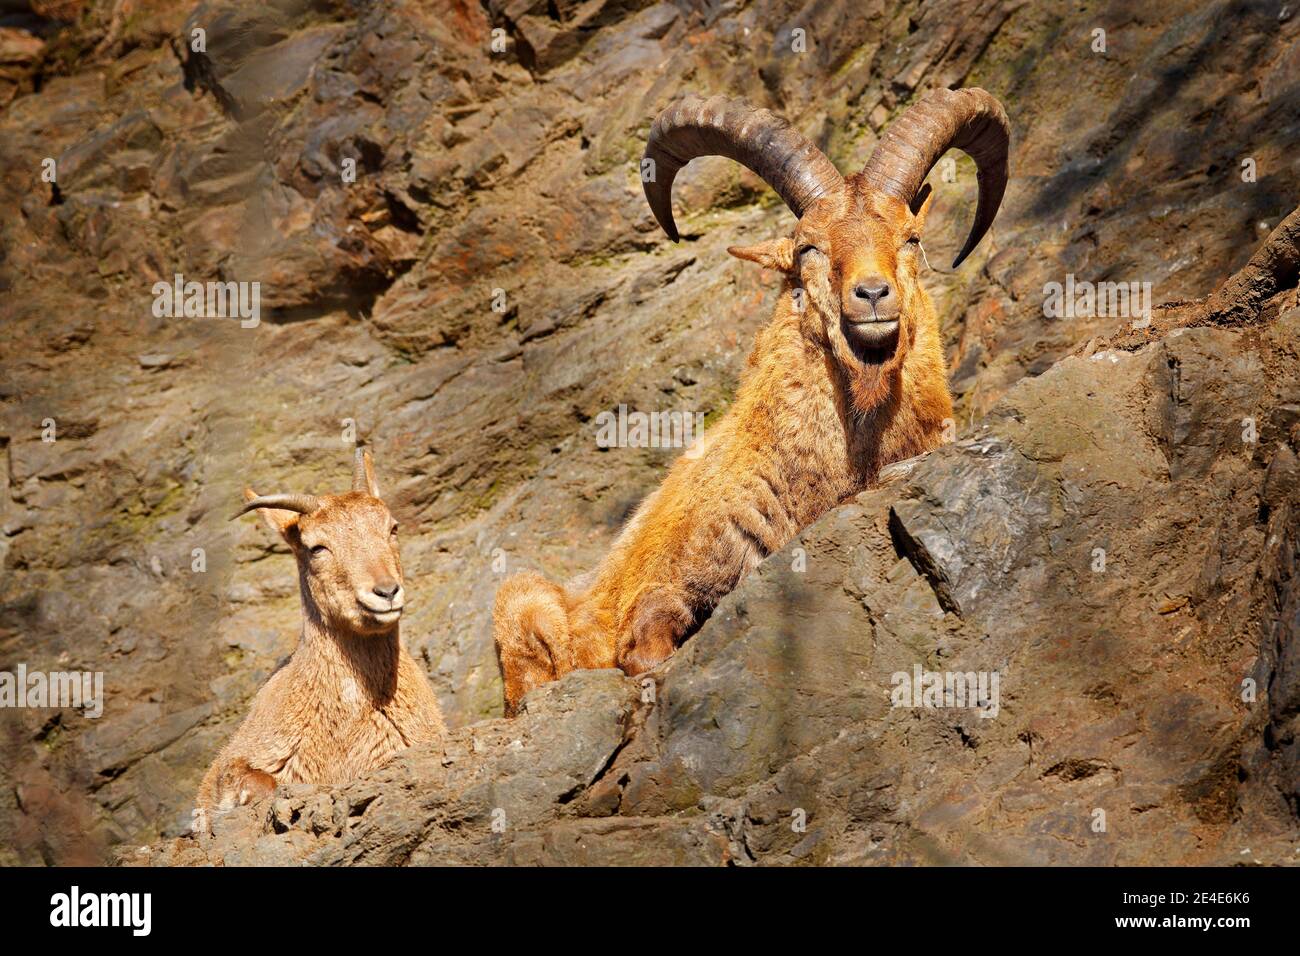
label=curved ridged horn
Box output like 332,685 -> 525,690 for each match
860,87 -> 1010,268
643,94 -> 844,242
229,494 -> 321,521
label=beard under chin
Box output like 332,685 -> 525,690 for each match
834,329 -> 905,413
848,363 -> 893,411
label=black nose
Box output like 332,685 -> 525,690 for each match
854,280 -> 890,304
373,581 -> 400,600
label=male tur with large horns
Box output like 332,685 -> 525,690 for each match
195,447 -> 444,831
494,88 -> 1010,715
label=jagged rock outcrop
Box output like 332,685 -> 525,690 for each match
1,0 -> 1298,864
126,277 -> 1300,865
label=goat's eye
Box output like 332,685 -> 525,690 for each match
309,544 -> 328,557
390,525 -> 399,537
797,243 -> 821,258
905,236 -> 921,246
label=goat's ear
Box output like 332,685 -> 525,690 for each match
243,487 -> 300,539
727,237 -> 795,273
909,183 -> 935,234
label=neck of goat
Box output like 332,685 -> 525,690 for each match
576,281 -> 949,670
297,584 -> 401,708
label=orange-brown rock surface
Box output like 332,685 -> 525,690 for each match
1,0 -> 1298,864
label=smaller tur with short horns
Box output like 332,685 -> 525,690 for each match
195,448 -> 444,831
494,88 -> 1010,715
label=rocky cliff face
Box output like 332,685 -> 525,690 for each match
1,0 -> 1298,865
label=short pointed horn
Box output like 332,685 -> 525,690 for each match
643,94 -> 844,242
229,494 -> 321,521
860,88 -> 1010,268
352,447 -> 369,492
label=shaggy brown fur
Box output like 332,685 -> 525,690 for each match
195,451 -> 444,831
494,178 -> 956,714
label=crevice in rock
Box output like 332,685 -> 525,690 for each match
1041,758 -> 1114,783
887,506 -> 961,617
